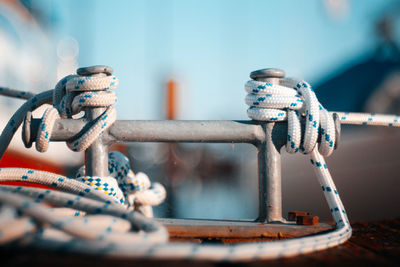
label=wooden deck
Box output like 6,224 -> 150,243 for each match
1,218 -> 399,266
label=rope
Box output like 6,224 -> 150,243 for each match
0,73 -> 398,262
76,151 -> 166,215
242,78 -> 400,261
36,74 -> 118,152
0,87 -> 35,100
0,89 -> 53,159
245,80 -> 335,156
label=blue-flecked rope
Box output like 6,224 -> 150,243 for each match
245,80 -> 335,156
334,111 -> 400,126
0,86 -> 36,100
0,89 -> 53,158
76,151 -> 166,215
241,78 -> 400,261
33,73 -> 167,212
0,185 -> 167,244
36,74 -> 118,152
0,76 -> 398,261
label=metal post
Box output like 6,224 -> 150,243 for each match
251,68 -> 285,223
77,66 -> 113,177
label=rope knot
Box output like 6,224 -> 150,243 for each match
245,79 -> 336,156
76,152 -> 166,217
36,72 -> 118,152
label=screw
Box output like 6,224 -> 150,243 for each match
288,211 -> 310,221
296,215 -> 319,226
77,65 -> 113,77
250,68 -> 285,83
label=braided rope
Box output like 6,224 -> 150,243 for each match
0,87 -> 35,100
246,80 -> 335,156
335,112 -> 400,126
0,187 -> 167,244
76,151 -> 167,214
0,90 -> 53,158
0,74 -> 398,261
37,74 -> 118,152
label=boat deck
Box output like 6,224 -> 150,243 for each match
1,218 -> 399,266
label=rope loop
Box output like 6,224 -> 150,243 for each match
245,80 -> 336,156
36,73 -> 118,152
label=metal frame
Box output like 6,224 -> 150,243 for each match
30,118 -> 288,222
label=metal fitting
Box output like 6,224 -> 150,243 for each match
78,65 -> 113,177
77,65 -> 113,77
287,211 -> 310,221
250,68 -> 285,82
250,68 -> 285,223
296,215 -> 319,226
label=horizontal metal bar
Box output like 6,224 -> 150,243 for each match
31,118 -> 85,141
30,119 -> 276,145
106,120 -> 268,145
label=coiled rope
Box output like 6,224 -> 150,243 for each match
0,73 -> 398,262
246,80 -> 336,156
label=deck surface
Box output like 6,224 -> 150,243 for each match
1,218 -> 399,266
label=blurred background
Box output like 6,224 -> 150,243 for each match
0,0 -> 399,222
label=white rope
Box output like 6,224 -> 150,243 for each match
241,78 -> 400,261
334,111 -> 400,126
76,151 -> 167,215
0,74 -> 398,262
37,74 -> 118,152
37,72 -> 166,212
245,80 -> 335,156
0,86 -> 35,100
0,89 -> 53,158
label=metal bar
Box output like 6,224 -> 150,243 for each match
31,119 -> 268,145
106,120 -> 266,144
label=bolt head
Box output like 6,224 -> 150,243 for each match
250,68 -> 285,80
77,65 -> 113,76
